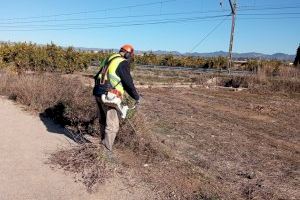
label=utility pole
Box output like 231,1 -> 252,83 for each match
227,0 -> 237,74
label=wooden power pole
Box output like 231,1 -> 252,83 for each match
227,0 -> 237,73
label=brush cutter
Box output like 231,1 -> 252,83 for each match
101,92 -> 136,119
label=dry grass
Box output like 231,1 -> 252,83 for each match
133,66 -> 300,94
133,68 -> 214,85
117,111 -> 171,162
1,68 -> 299,199
48,144 -> 113,192
0,70 -> 172,193
210,66 -> 300,94
0,70 -> 171,158
0,71 -> 99,136
248,65 -> 300,93
247,76 -> 300,94
278,65 -> 300,78
0,71 -> 114,191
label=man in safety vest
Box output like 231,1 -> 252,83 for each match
94,44 -> 140,151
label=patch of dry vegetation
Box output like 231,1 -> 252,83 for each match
134,68 -> 215,85
1,67 -> 299,199
134,65 -> 300,93
0,70 -> 171,192
117,111 -> 171,162
250,65 -> 300,93
0,71 -> 98,136
48,144 -> 113,192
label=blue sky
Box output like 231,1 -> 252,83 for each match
0,0 -> 299,54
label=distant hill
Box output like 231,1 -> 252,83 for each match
80,47 -> 295,61
184,51 -> 295,61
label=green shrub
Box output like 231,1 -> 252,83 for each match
0,42 -> 107,73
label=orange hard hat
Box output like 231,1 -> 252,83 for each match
120,44 -> 134,54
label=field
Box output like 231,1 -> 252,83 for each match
0,66 -> 299,199
134,87 -> 300,199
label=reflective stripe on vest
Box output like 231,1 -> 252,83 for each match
98,53 -> 125,96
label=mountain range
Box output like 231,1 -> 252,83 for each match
150,50 -> 295,61
78,48 -> 295,61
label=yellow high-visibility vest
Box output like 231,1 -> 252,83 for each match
97,53 -> 125,96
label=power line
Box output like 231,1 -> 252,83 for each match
190,17 -> 229,52
0,14 -> 231,32
2,1 -> 298,22
0,15 -> 228,28
0,15 -> 229,28
238,12 -> 300,16
0,0 -> 177,21
238,2 -> 300,9
1,11 -> 298,31
1,5 -> 298,25
2,9 -> 298,26
0,9 -> 230,25
0,3 -> 298,31
238,16 -> 300,20
238,5 -> 300,11
0,13 -> 297,30
0,14 -> 300,31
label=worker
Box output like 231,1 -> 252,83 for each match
93,44 -> 140,151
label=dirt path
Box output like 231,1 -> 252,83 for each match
0,97 -> 155,200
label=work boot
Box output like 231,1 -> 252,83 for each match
104,149 -> 119,164
100,141 -> 118,164
101,139 -> 112,151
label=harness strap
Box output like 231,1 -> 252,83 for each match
94,55 -> 122,84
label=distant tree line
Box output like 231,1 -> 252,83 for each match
134,52 -> 228,69
0,42 -> 293,73
0,42 -> 106,73
134,52 -> 289,72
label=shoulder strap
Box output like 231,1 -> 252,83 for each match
94,55 -> 122,84
94,58 -> 107,80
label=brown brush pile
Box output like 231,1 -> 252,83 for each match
48,144 -> 113,192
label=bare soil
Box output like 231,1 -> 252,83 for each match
116,88 -> 300,199
66,71 -> 300,199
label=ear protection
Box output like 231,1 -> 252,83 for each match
120,48 -> 132,60
124,51 -> 131,59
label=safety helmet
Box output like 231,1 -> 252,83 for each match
120,44 -> 134,59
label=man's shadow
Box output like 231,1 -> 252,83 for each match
39,102 -> 91,144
